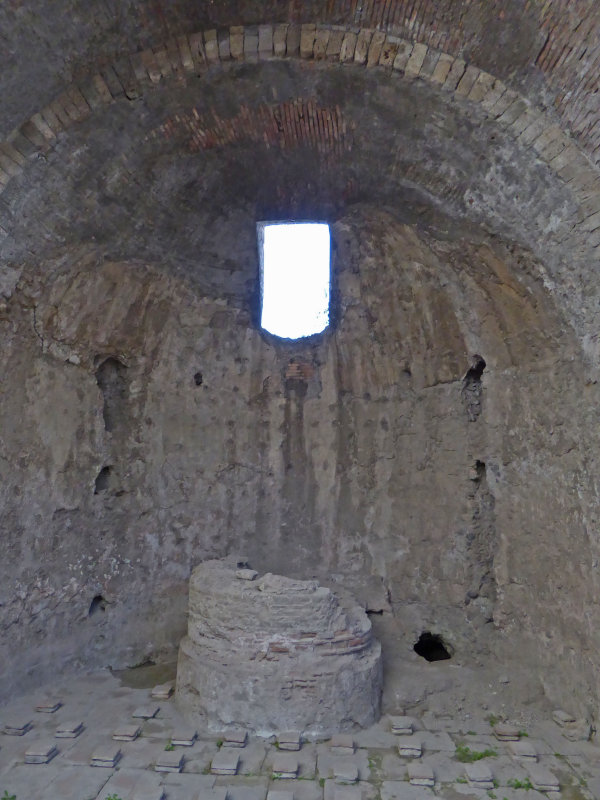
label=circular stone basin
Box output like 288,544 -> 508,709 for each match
176,560 -> 382,735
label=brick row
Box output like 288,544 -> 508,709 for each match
1,17 -> 600,259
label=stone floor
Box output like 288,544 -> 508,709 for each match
0,665 -> 596,800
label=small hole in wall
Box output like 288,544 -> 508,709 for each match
94,466 -> 112,494
464,354 -> 486,383
194,372 -> 203,386
89,595 -> 107,616
413,632 -> 452,662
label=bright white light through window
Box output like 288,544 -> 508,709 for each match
259,222 -> 330,339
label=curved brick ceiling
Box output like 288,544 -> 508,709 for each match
1,0 -> 599,163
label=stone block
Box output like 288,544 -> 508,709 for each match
91,744 -> 122,767
493,724 -> 520,741
444,58 -> 466,90
398,736 -> 421,758
314,28 -> 331,59
189,32 -> 208,69
151,681 -> 174,700
55,720 -> 84,738
211,748 -> 239,775
354,30 -> 372,65
113,724 -> 141,741
367,32 -> 386,67
273,25 -> 288,57
330,734 -> 354,755
90,744 -> 121,768
29,113 -> 55,142
236,569 -> 258,581
332,759 -> 359,783
155,46 -> 175,80
393,39 -> 413,72
498,98 -> 528,126
552,709 -> 576,727
518,114 -> 547,146
100,63 -> 126,97
267,792 -> 293,800
230,27 -> 244,60
133,705 -> 160,719
278,731 -> 302,750
468,71 -> 495,103
509,739 -> 537,760
326,29 -> 345,59
407,761 -> 434,786
389,715 -> 414,735
139,49 -> 161,83
171,729 -> 198,746
204,30 -> 219,63
216,32 -> 231,61
455,64 -> 480,96
35,699 -> 62,713
340,32 -> 357,63
405,43 -> 427,77
223,729 -> 248,747
527,764 -> 559,791
25,741 -> 58,764
511,107 -> 538,137
243,27 -> 259,60
430,52 -> 453,84
155,750 -> 185,772
177,35 -> 195,72
2,718 -> 33,735
272,752 -> 299,778
465,761 -> 494,790
258,25 -> 274,57
286,25 -> 301,56
39,103 -> 63,134
300,24 -> 316,59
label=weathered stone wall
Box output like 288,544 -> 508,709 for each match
2,0 -> 600,729
1,204 -> 597,722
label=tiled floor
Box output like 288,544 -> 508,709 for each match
0,668 -> 595,800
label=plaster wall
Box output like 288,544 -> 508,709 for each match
1,208 -> 597,721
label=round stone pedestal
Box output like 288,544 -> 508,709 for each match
176,560 -> 382,735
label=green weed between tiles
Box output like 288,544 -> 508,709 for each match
455,743 -> 497,762
2,792 -> 16,800
507,777 -> 533,790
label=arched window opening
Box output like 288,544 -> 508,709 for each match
258,222 -> 330,340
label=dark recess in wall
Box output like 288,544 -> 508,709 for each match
414,632 -> 452,662
95,357 -> 128,432
462,355 -> 486,421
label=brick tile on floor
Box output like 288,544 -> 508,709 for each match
42,765 -> 110,800
418,730 -> 455,753
237,741 -> 268,775
181,741 -> 218,774
380,780 -> 436,800
269,777 -> 323,800
418,751 -> 464,783
214,776 -> 269,800
317,748 -> 370,781
160,769 -> 216,798
0,763 -> 66,799
380,752 -> 408,781
324,779 -> 379,800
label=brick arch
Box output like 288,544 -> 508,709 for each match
1,22 -> 600,263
